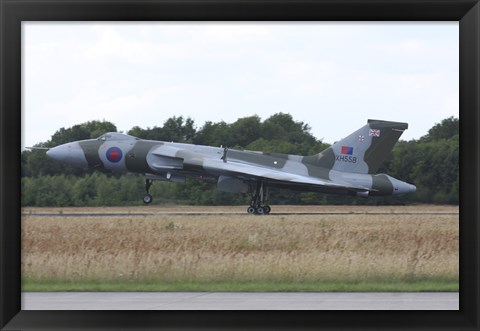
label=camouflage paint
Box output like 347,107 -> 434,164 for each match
302,149 -> 335,180
79,140 -> 105,169
364,120 -> 408,174
371,174 -> 394,195
126,141 -> 162,173
228,150 -> 289,169
48,119 -> 416,200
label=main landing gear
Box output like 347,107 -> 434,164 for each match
247,181 -> 271,215
143,179 -> 153,204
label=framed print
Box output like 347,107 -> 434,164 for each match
1,0 -> 479,330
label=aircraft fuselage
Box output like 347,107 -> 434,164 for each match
47,135 -> 415,198
45,120 -> 417,213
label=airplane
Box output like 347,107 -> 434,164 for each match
43,119 -> 416,214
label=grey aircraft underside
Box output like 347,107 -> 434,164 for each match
44,119 -> 416,214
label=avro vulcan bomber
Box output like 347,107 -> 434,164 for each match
44,119 -> 416,214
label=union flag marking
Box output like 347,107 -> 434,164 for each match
369,129 -> 381,137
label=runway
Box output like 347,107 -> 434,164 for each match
21,205 -> 459,217
22,292 -> 459,310
22,211 -> 459,217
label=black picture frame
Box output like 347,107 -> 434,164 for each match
1,0 -> 478,330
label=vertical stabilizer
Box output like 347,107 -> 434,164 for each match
304,119 -> 408,174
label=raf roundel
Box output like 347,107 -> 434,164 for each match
106,147 -> 123,163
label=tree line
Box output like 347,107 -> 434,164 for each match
21,114 -> 459,206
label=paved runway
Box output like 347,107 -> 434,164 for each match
22,211 -> 459,217
22,292 -> 459,310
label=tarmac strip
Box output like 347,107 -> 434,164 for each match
22,212 -> 459,217
22,292 -> 459,310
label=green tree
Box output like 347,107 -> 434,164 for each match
262,113 -> 315,144
410,136 -> 459,203
92,174 -> 120,206
162,116 -> 196,143
127,116 -> 195,143
193,121 -> 230,147
422,116 -> 459,142
49,120 -> 117,146
384,117 -> 459,204
228,115 -> 262,148
71,175 -> 97,206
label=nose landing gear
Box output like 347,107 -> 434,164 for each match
143,179 -> 153,204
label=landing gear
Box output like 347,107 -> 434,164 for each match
247,180 -> 271,215
143,179 -> 153,204
264,205 -> 271,214
143,194 -> 153,204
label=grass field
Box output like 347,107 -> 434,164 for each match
22,205 -> 459,292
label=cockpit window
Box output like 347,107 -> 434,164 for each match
97,134 -> 110,141
97,132 -> 139,141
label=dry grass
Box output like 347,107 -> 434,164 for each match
21,205 -> 458,286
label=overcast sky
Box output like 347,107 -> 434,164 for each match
22,22 -> 458,150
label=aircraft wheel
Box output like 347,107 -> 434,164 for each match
256,206 -> 265,215
247,206 -> 256,214
143,194 -> 153,204
264,205 -> 271,214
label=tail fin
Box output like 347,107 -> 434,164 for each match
305,119 -> 408,174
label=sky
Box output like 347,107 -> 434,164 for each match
22,22 -> 458,150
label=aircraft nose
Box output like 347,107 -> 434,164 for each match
47,142 -> 88,168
